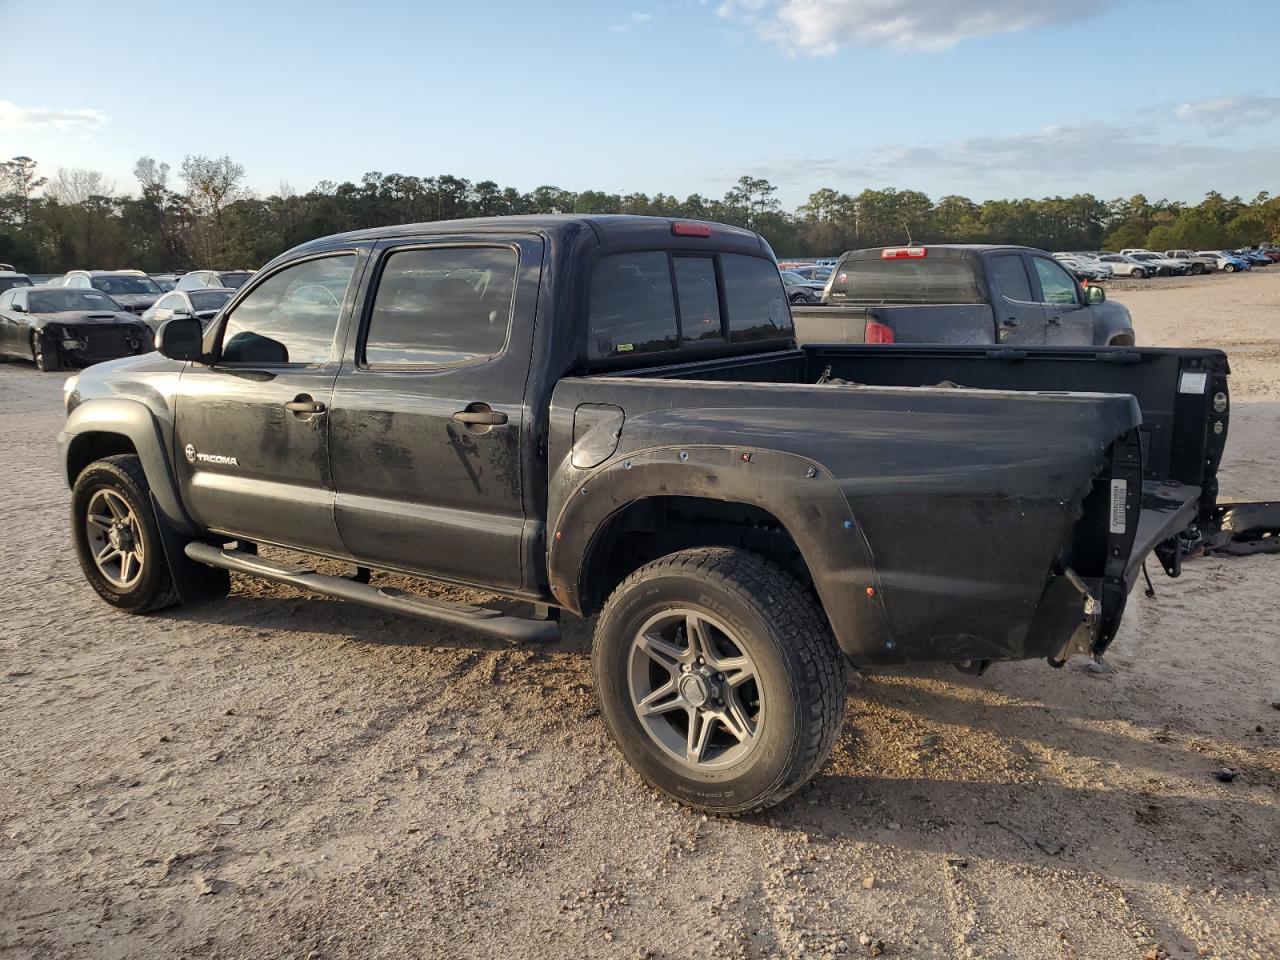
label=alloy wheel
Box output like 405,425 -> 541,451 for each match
84,488 -> 145,590
627,608 -> 763,770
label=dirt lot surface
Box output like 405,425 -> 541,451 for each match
2,271 -> 1278,960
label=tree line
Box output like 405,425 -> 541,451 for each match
1,154 -> 1276,273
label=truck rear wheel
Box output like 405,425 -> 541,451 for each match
592,547 -> 845,814
71,455 -> 179,614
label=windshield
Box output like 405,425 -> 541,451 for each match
781,271 -> 808,283
93,275 -> 161,295
1131,254 -> 1160,262
189,289 -> 234,311
29,289 -> 123,313
0,276 -> 32,292
219,272 -> 252,289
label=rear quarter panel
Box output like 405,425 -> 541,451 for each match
546,376 -> 1140,666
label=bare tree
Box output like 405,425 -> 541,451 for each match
47,168 -> 116,205
133,157 -> 171,201
180,154 -> 246,264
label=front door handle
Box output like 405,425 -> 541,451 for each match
452,408 -> 508,426
285,397 -> 326,415
1002,317 -> 1020,327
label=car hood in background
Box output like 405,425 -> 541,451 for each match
103,293 -> 159,312
28,310 -> 149,330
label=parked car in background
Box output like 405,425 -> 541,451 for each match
140,288 -> 235,334
0,271 -> 33,293
1231,249 -> 1271,267
786,264 -> 834,283
57,270 -> 164,314
792,244 -> 1134,346
175,269 -> 254,291
28,274 -> 60,285
150,274 -> 181,292
1096,254 -> 1152,278
1196,251 -> 1249,273
1052,254 -> 1110,282
781,270 -> 826,304
1162,250 -> 1219,274
0,286 -> 151,371
1125,252 -> 1189,276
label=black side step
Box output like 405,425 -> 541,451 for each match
184,542 -> 560,644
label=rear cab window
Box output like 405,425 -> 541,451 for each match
989,254 -> 1033,301
587,250 -> 790,361
828,257 -> 982,305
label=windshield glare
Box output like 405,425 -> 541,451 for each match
94,275 -> 161,295
29,289 -> 122,313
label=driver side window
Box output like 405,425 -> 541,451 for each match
219,255 -> 355,365
1032,257 -> 1079,305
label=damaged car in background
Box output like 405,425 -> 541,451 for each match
0,286 -> 153,371
57,215 -> 1280,814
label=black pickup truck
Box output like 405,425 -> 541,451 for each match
58,215 -> 1276,814
793,244 -> 1136,347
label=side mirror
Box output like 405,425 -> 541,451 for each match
1086,284 -> 1106,305
11,303 -> 25,312
156,317 -> 204,361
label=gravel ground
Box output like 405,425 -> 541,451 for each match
2,271 -> 1278,960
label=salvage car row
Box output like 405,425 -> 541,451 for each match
0,268 -> 251,370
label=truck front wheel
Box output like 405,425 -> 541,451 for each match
592,547 -> 845,814
71,455 -> 180,614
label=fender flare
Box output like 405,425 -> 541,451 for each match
59,397 -> 195,536
546,444 -> 894,661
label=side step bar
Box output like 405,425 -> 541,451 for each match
184,542 -> 561,644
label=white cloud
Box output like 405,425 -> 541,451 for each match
1173,95 -> 1280,136
0,100 -> 107,133
729,118 -> 1280,200
717,0 -> 1116,53
613,11 -> 653,32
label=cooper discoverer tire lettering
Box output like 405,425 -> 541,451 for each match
592,547 -> 845,815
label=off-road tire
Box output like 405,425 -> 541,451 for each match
71,454 -> 180,614
32,331 -> 59,372
593,547 -> 845,815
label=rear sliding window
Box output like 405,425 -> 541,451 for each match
588,251 -> 790,360
829,258 -> 982,305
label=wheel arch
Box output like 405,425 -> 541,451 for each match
546,445 -> 894,662
60,398 -> 194,535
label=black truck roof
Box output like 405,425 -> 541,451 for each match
289,214 -> 773,258
841,244 -> 1036,261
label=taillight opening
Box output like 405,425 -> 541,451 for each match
880,247 -> 927,259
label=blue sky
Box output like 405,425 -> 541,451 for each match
2,0 -> 1278,208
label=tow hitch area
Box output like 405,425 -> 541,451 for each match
1205,501 -> 1280,557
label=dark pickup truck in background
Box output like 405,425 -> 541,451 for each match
58,215 -> 1275,814
793,244 -> 1135,347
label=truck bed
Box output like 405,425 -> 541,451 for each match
549,344 -> 1230,667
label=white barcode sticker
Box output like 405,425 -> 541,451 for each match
1109,479 -> 1127,534
1179,371 -> 1208,394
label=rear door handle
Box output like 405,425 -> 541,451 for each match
285,398 -> 326,415
452,409 -> 508,426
